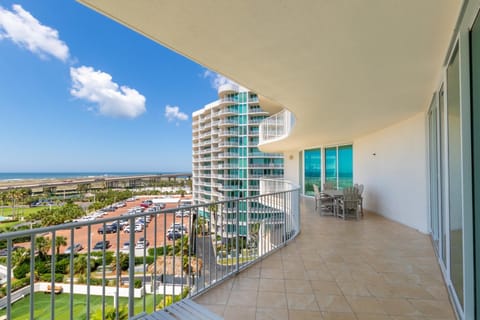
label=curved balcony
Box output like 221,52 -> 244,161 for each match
258,109 -> 295,147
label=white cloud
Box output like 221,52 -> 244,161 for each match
165,105 -> 188,124
203,70 -> 238,90
70,66 -> 146,118
0,4 -> 69,62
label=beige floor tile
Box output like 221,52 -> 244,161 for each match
194,287 -> 231,305
287,293 -> 320,311
227,289 -> 258,307
377,298 -> 419,316
259,278 -> 285,292
256,307 -> 289,320
311,280 -> 343,296
231,277 -> 259,291
345,295 -> 386,314
321,312 -> 357,320
261,267 -> 285,279
337,281 -> 371,296
289,309 -> 325,320
355,313 -> 393,320
315,294 -> 352,313
285,279 -> 313,293
223,306 -> 256,320
408,299 -> 456,319
257,291 -> 288,308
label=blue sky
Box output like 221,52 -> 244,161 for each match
0,1 -> 234,173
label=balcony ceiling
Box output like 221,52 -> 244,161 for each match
78,0 -> 462,151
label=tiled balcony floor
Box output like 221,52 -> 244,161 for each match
194,197 -> 456,320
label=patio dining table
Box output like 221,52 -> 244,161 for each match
323,189 -> 344,216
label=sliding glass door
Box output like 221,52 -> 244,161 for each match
447,46 -> 463,308
471,11 -> 480,315
428,100 -> 440,254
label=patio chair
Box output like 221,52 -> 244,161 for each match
356,184 -> 364,217
313,184 -> 335,215
337,186 -> 361,220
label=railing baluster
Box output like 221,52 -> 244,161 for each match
69,228 -> 74,320
50,231 -> 56,320
128,216 -> 135,318
86,224 -> 91,320
6,238 -> 12,320
30,235 -> 35,320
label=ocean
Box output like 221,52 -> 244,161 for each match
0,172 -> 164,182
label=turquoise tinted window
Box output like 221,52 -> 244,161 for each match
304,149 -> 321,196
325,147 -> 337,187
338,145 -> 353,188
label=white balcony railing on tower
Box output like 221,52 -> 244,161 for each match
258,109 -> 295,145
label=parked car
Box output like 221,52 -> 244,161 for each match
135,237 -> 150,249
122,242 -> 130,250
123,225 -> 131,233
65,243 -> 83,254
126,197 -> 137,202
98,224 -> 118,234
93,241 -> 110,250
170,223 -> 188,233
103,206 -> 116,212
167,230 -> 182,241
134,224 -> 143,232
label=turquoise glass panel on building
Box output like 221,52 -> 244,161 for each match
304,148 -> 321,196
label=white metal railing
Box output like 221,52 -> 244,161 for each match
258,109 -> 295,145
0,181 -> 299,320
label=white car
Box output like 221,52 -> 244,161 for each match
135,224 -> 143,232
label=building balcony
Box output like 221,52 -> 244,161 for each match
258,109 -> 295,147
194,197 -> 455,320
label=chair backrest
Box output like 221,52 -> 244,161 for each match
342,187 -> 359,209
357,184 -> 364,195
323,182 -> 336,190
313,184 -> 320,195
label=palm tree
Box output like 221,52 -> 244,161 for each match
72,255 -> 95,275
54,236 -> 67,255
35,236 -> 51,260
12,247 -> 29,268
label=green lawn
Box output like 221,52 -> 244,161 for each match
0,292 -> 160,320
0,206 -> 51,218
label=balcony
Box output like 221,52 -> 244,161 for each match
194,197 -> 456,320
258,109 -> 295,146
0,180 -> 300,319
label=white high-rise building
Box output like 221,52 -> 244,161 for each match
192,84 -> 284,236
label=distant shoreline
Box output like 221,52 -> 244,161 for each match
0,172 -> 191,190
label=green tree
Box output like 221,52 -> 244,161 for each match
35,236 -> 51,260
54,236 -> 67,255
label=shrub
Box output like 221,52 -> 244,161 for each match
134,256 -> 154,265
13,262 -> 29,279
134,279 -> 142,288
11,277 -> 29,291
39,273 -> 64,283
148,246 -> 166,256
55,258 -> 70,274
35,260 -> 50,274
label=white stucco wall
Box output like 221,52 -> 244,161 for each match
354,112 -> 429,233
283,151 -> 300,187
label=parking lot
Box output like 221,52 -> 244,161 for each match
45,196 -> 192,255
